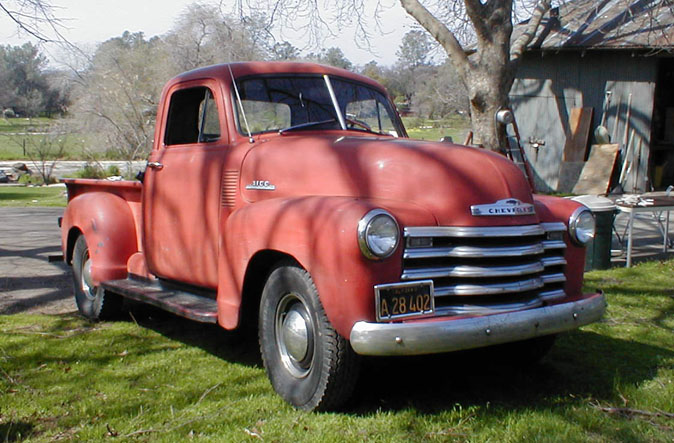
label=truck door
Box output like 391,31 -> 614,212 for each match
142,81 -> 226,288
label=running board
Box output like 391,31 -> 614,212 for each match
102,278 -> 218,323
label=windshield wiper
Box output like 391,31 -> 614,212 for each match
278,119 -> 338,134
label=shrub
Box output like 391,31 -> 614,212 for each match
106,164 -> 121,176
73,163 -> 106,179
17,173 -> 56,185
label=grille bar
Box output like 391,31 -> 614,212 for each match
402,261 -> 545,280
543,240 -> 566,250
402,223 -> 568,317
541,273 -> 566,284
434,277 -> 544,297
434,297 -> 544,316
541,256 -> 567,267
405,225 -> 545,238
404,243 -> 544,259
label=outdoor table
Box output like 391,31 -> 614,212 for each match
615,196 -> 674,267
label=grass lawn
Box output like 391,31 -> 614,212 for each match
0,118 -> 89,161
403,115 -> 472,143
0,186 -> 67,207
1,259 -> 672,441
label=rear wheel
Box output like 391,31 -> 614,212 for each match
71,235 -> 123,320
259,264 -> 360,411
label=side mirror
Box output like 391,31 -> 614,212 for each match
495,109 -> 514,125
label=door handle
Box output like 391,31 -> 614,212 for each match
147,161 -> 164,170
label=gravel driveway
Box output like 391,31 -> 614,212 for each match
0,207 -> 75,315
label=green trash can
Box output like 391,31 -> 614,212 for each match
571,195 -> 617,270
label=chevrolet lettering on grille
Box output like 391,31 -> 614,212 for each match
470,198 -> 535,216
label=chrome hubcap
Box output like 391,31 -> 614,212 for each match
276,293 -> 314,378
81,255 -> 96,300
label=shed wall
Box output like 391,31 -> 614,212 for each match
510,51 -> 657,192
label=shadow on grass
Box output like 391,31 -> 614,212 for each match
81,302 -> 674,415
119,301 -> 262,368
350,329 -> 673,414
0,421 -> 35,442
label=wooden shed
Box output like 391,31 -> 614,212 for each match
510,0 -> 674,193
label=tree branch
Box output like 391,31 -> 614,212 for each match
399,0 -> 471,81
463,0 -> 490,42
510,0 -> 552,61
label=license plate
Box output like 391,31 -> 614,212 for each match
375,280 -> 434,322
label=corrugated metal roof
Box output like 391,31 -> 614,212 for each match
516,0 -> 674,51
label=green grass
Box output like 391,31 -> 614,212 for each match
403,115 -> 471,143
0,118 -> 89,161
1,259 -> 673,441
0,185 -> 67,207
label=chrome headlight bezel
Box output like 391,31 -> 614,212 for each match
358,209 -> 400,260
568,206 -> 595,246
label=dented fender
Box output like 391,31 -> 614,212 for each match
61,191 -> 139,285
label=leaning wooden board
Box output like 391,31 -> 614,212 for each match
563,107 -> 594,162
572,144 -> 620,195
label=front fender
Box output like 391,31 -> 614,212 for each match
534,194 -> 588,297
216,196 -> 435,336
61,192 -> 139,285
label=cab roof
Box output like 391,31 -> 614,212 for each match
166,61 -> 385,91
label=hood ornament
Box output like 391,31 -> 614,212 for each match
471,198 -> 535,216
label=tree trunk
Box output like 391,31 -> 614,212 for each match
400,0 -> 552,153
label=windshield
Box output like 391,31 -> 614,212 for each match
234,75 -> 404,137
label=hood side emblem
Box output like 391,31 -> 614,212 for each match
471,198 -> 535,216
245,180 -> 276,191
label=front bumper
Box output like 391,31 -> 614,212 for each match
349,292 -> 606,356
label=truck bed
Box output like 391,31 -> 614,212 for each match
62,178 -> 142,203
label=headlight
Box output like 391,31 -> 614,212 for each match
569,207 -> 595,245
358,209 -> 400,259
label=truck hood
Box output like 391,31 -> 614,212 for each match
240,134 -> 538,226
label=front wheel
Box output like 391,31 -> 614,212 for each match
259,264 -> 360,411
71,235 -> 123,320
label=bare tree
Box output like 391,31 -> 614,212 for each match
70,32 -> 164,170
0,0 -> 67,43
17,120 -> 69,184
235,0 -> 553,152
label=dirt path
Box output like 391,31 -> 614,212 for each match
0,207 -> 75,315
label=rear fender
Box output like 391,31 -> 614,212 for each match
61,192 -> 139,285
216,196 -> 435,335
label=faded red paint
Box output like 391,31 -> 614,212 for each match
61,62 -> 593,339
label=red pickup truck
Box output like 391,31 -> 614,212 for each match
60,62 -> 605,411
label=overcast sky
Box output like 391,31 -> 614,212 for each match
0,0 -> 421,66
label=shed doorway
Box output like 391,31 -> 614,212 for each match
650,58 -> 674,190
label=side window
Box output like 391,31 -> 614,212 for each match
346,99 -> 398,136
165,87 -> 221,146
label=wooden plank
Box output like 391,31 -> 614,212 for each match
557,161 -> 585,193
563,107 -> 594,162
572,144 -> 620,195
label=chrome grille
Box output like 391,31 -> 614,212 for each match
402,223 -> 567,316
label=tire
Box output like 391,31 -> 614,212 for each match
259,264 -> 360,411
71,235 -> 123,321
